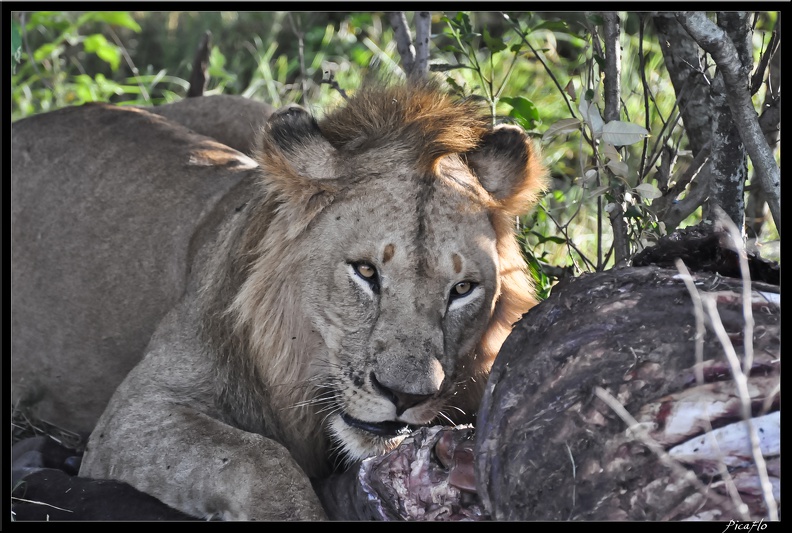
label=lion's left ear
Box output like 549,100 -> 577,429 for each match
254,105 -> 339,229
466,124 -> 547,215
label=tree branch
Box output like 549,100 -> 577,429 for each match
601,12 -> 629,266
653,14 -> 713,155
388,12 -> 415,77
655,142 -> 712,230
750,30 -> 779,96
676,11 -> 780,235
413,11 -> 431,80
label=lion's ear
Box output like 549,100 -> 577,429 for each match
466,124 -> 547,215
254,105 -> 338,229
256,104 -> 338,184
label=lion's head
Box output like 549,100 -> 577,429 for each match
203,80 -> 546,477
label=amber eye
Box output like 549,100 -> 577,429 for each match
351,261 -> 380,294
354,263 -> 377,279
451,281 -> 476,298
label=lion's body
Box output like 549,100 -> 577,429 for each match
11,82 -> 545,520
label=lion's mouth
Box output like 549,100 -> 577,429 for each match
340,412 -> 418,438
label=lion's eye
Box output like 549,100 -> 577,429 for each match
354,262 -> 377,279
451,281 -> 476,299
351,261 -> 380,294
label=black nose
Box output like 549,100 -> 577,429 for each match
370,372 -> 434,416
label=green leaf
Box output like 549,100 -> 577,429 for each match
83,34 -> 121,71
33,42 -> 60,62
501,95 -> 539,127
91,12 -> 142,32
482,28 -> 507,53
209,45 -> 226,69
455,12 -> 472,35
82,33 -> 108,52
441,44 -> 463,54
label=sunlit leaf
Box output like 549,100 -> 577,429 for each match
83,34 -> 120,70
33,43 -> 60,62
502,95 -> 539,129
601,121 -> 650,146
92,12 -> 142,32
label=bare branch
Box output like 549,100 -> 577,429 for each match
321,71 -> 349,101
652,14 -> 713,155
750,30 -> 779,96
660,164 -> 714,232
674,259 -> 706,385
388,12 -> 415,76
413,12 -> 431,80
676,11 -> 780,235
600,12 -> 629,266
601,12 -> 621,123
654,141 -> 711,227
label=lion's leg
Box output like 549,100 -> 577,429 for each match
79,398 -> 326,521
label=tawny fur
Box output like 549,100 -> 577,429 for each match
206,79 -> 547,477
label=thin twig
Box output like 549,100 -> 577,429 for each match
674,259 -> 706,385
750,30 -> 779,96
701,406 -> 750,517
321,71 -> 348,101
701,296 -> 777,520
11,496 -> 73,513
638,15 -> 651,181
593,386 -> 743,519
698,208 -> 777,520
107,26 -> 150,102
287,13 -> 308,107
564,442 -> 577,515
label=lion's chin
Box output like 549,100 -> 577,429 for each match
328,413 -> 414,463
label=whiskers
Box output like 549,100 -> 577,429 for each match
434,402 -> 467,427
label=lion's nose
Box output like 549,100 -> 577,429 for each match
370,372 -> 437,416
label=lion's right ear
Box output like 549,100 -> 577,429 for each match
253,105 -> 339,227
466,124 -> 547,216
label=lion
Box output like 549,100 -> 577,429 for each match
11,79 -> 546,520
